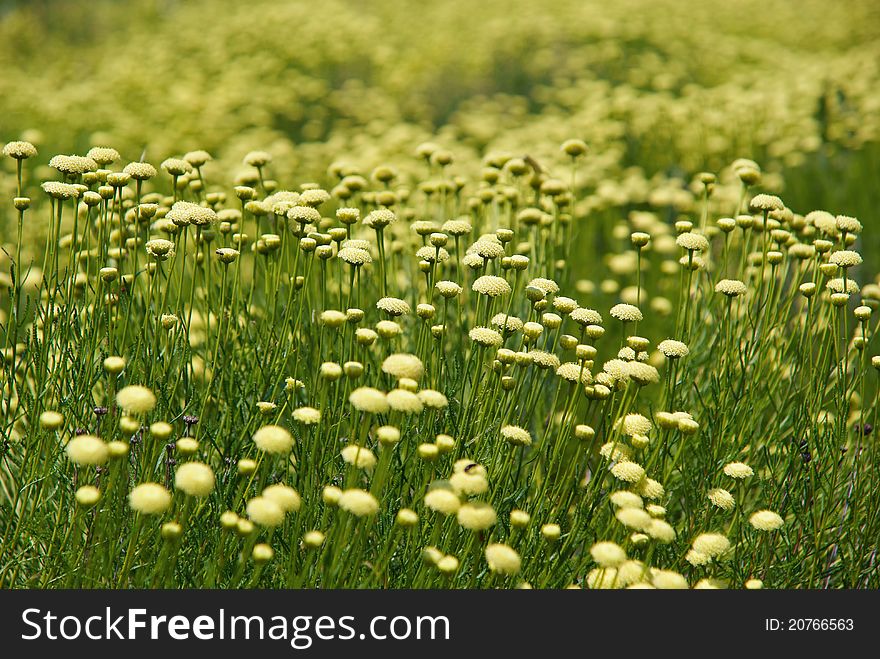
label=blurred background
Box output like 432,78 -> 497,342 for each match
1,0 -> 879,260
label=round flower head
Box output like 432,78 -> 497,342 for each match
652,570 -> 688,589
87,146 -> 120,166
806,210 -> 837,236
40,410 -> 64,430
826,278 -> 860,295
527,278 -> 559,295
65,435 -> 109,466
556,362 -> 592,384
396,508 -> 419,527
129,483 -> 172,515
416,245 -> 449,263
244,150 -> 272,167
686,550 -> 711,567
586,568 -> 619,589
41,181 -> 80,200
646,519 -> 676,543
491,313 -> 524,333
449,470 -> 488,496
501,424 -> 532,447
615,507 -> 652,531
246,496 -> 286,527
418,443 -> 439,461
708,488 -> 735,510
424,487 -> 461,515
542,523 -> 561,541
599,442 -> 632,462
116,385 -> 157,415
335,207 -> 360,225
619,413 -> 652,436
300,531 -> 325,549
341,445 -> 377,470
472,275 -> 511,297
103,356 -> 126,375
749,194 -> 784,213
414,390 -> 445,411
469,326 -> 503,348
386,389 -> 423,414
146,238 -> 175,260
637,477 -> 665,500
436,555 -> 459,575
174,462 -> 215,497
252,424 -> 294,454
343,239 -> 371,251
485,543 -> 521,575
609,303 -> 642,323
590,541 -> 627,568
570,307 -> 603,326
442,218 -> 472,236
462,253 -> 484,269
457,502 -> 497,531
626,361 -> 659,385
320,310 -> 346,328
836,215 -> 862,234
723,462 -> 753,479
374,425 -> 400,447
469,238 -> 505,260
691,576 -> 729,590
610,491 -> 643,509
176,438 -> 198,455
160,522 -> 183,539
715,279 -> 747,297
382,353 -> 424,381
182,149 -> 212,167
611,462 -> 646,483
435,280 -> 462,298
363,209 -> 396,229
75,485 -> 101,508
172,200 -> 216,226
50,154 -> 98,175
292,407 -> 321,424
215,247 -> 239,264
509,509 -> 531,528
617,560 -> 648,586
338,247 -> 372,265
349,387 -> 389,414
300,188 -> 330,207
322,485 -> 343,506
829,250 -> 862,269
375,320 -> 402,338
530,350 -> 560,369
338,488 -> 379,517
453,459 -> 487,477
658,339 -> 689,359
263,484 -> 302,512
676,232 -> 710,252
692,533 -> 730,557
251,543 -> 274,563
3,140 -> 38,159
376,297 -> 411,316
749,510 -> 784,531
123,162 -> 157,180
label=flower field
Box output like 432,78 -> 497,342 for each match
1,0 -> 880,589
